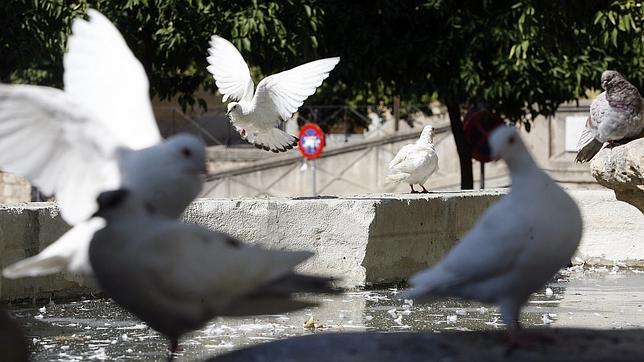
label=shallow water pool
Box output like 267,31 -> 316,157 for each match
10,266 -> 644,361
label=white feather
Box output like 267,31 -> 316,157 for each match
1,9 -> 205,282
0,85 -> 120,224
253,57 -> 341,122
63,9 -> 161,150
387,126 -> 438,186
206,36 -> 254,103
206,35 -> 339,152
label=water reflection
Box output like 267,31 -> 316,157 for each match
9,267 -> 644,361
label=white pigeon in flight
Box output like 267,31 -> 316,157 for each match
386,125 -> 439,193
1,9 -> 206,280
400,126 -> 582,344
575,70 -> 644,163
206,35 -> 339,152
89,189 -> 339,355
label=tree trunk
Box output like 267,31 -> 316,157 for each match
446,101 -> 473,189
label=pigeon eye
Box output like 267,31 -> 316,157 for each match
181,147 -> 192,158
508,136 -> 516,145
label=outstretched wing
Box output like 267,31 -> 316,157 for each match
254,57 -> 340,122
0,84 -> 121,224
63,9 -> 161,150
206,35 -> 255,103
2,217 -> 106,278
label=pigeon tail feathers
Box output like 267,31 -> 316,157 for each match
575,138 -> 603,163
246,128 -> 298,153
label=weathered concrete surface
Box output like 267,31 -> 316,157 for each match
0,203 -> 96,301
208,329 -> 644,362
590,138 -> 644,213
0,190 -> 642,301
570,190 -> 644,267
186,191 -> 504,288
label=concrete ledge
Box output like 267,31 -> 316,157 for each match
1,190 -> 642,301
207,329 -> 644,362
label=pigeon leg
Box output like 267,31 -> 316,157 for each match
409,184 -> 419,193
168,338 -> 181,361
502,302 -> 553,350
420,185 -> 430,193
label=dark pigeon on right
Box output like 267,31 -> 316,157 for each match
575,70 -> 644,163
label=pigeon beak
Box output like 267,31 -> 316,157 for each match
601,80 -> 608,89
225,109 -> 231,116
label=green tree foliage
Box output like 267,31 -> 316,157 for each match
0,0 -> 323,109
316,0 -> 644,189
2,1 -> 642,189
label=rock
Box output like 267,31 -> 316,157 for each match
590,138 -> 644,213
207,329 -> 644,362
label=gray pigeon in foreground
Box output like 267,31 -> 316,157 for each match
1,9 -> 206,281
400,126 -> 582,343
575,70 -> 644,163
386,125 -> 439,193
89,189 -> 339,355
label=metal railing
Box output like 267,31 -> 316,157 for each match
201,122 -> 451,197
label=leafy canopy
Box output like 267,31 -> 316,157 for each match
1,0 -> 324,110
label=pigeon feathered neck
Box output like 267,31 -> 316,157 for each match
417,128 -> 434,145
501,139 -> 542,188
605,76 -> 642,111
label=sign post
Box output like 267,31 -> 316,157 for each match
298,123 -> 325,196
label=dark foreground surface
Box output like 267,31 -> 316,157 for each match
7,266 -> 644,361
209,329 -> 644,362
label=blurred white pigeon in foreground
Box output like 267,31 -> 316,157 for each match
1,9 -> 206,280
400,126 -> 582,343
206,35 -> 339,152
89,189 -> 339,355
386,125 -> 439,193
575,70 -> 644,163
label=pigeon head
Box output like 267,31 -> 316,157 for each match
418,125 -> 435,144
163,133 -> 207,175
601,70 -> 623,91
489,126 -> 524,161
226,102 -> 242,116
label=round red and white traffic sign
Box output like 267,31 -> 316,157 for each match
298,123 -> 325,159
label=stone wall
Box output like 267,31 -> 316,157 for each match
0,190 -> 641,301
0,173 -> 30,204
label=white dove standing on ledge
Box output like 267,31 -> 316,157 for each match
206,35 -> 340,152
386,125 -> 439,193
1,9 -> 206,280
400,126 -> 582,344
575,70 -> 644,163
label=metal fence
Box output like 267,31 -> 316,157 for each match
200,122 -> 451,198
